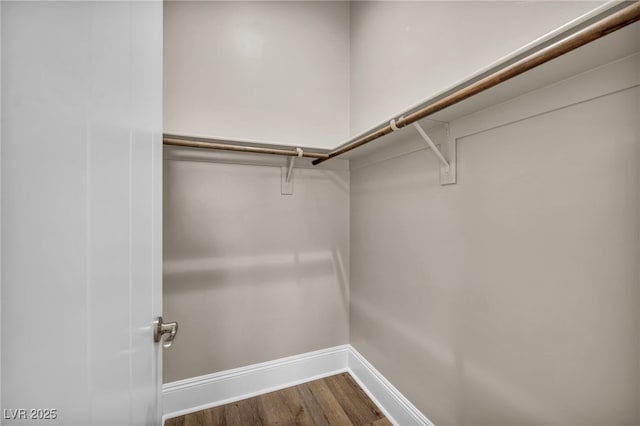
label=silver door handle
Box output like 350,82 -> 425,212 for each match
154,316 -> 178,348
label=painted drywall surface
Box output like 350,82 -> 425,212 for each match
164,1 -> 350,149
163,158 -> 349,382
349,82 -> 640,423
1,2 -> 163,425
349,1 -> 606,136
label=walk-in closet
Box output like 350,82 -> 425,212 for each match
1,2 -> 639,426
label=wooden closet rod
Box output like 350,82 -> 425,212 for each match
163,137 -> 330,160
312,1 -> 640,166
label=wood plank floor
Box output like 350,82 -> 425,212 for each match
164,372 -> 392,426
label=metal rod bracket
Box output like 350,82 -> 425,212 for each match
440,124 -> 457,186
413,122 -> 456,185
281,148 -> 303,195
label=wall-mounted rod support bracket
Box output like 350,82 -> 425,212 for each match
413,122 -> 449,169
286,148 -> 303,183
282,148 -> 303,195
440,124 -> 456,185
413,122 -> 457,185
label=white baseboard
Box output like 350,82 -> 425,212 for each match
347,347 -> 434,426
162,345 -> 350,420
162,344 -> 433,425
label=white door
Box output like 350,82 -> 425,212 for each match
1,2 -> 163,425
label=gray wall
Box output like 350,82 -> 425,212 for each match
162,0 -> 352,384
163,153 -> 349,382
349,56 -> 640,426
163,1 -> 350,149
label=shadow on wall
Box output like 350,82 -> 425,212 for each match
351,297 -> 571,426
162,157 -> 350,380
162,246 -> 350,381
162,148 -> 350,196
164,247 -> 350,312
316,169 -> 350,194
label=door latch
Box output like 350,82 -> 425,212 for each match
154,316 -> 178,348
